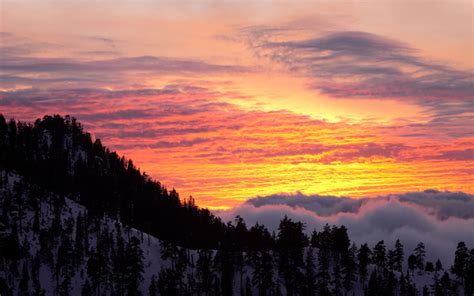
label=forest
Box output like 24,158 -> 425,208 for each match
0,114 -> 473,295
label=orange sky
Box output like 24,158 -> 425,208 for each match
1,0 -> 473,209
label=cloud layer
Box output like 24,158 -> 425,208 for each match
1,27 -> 473,209
217,190 -> 474,264
249,30 -> 474,101
2,80 -> 473,208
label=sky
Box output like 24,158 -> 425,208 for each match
0,0 -> 473,209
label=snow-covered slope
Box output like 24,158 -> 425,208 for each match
0,170 -> 163,295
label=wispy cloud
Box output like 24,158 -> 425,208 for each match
0,32 -> 252,91
246,29 -> 474,101
87,35 -> 117,48
1,55 -> 249,77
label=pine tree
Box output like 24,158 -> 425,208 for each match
234,215 -> 247,295
422,285 -> 429,296
214,249 -> 234,296
160,240 -> 179,270
124,236 -> 144,295
87,248 -> 103,295
439,272 -> 453,296
276,217 -> 308,296
451,241 -> 468,283
6,222 -> 22,273
234,250 -> 245,296
399,273 -> 407,296
112,221 -> 126,295
387,241 -> 403,272
32,253 -> 44,296
56,237 -> 74,295
387,249 -> 396,271
358,243 -> 371,287
405,272 -> 419,296
384,270 -> 398,296
435,259 -> 443,272
74,212 -> 84,267
98,224 -> 114,292
83,214 -> 90,255
157,267 -> 180,295
464,248 -> 474,295
366,270 -> 380,296
81,279 -> 93,296
342,243 -> 357,293
303,248 -> 317,296
332,259 -> 343,296
0,183 -> 12,228
425,261 -> 434,272
149,275 -> 158,296
414,242 -> 426,274
245,276 -> 252,296
408,254 -> 417,274
372,241 -> 386,272
19,261 -> 30,295
316,224 -> 332,296
32,202 -> 40,234
251,250 -> 274,296
51,197 -> 63,237
431,259 -> 443,296
393,239 -> 404,272
196,249 -> 214,295
12,181 -> 26,235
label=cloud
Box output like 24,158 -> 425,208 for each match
0,85 -> 222,109
246,29 -> 474,102
0,53 -> 252,92
87,35 -> 117,48
1,55 -> 249,76
245,190 -> 474,219
77,50 -> 120,57
0,32 -> 13,39
435,148 -> 474,161
242,27 -> 474,137
78,109 -> 153,121
319,143 -> 406,163
216,190 -> 474,264
150,138 -> 211,149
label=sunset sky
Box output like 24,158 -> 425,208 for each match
1,0 -> 473,209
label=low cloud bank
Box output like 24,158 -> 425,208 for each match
216,190 -> 474,264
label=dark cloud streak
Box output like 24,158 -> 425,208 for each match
247,29 -> 473,101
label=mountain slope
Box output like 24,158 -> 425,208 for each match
0,114 -> 238,249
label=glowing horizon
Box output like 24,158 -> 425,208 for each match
1,0 -> 473,209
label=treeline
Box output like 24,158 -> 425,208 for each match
0,114 -> 246,249
155,219 -> 474,296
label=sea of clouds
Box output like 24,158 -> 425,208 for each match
216,190 -> 474,265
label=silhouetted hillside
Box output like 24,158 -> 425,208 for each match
0,114 -> 250,249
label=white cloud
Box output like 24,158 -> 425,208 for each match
216,190 -> 474,265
